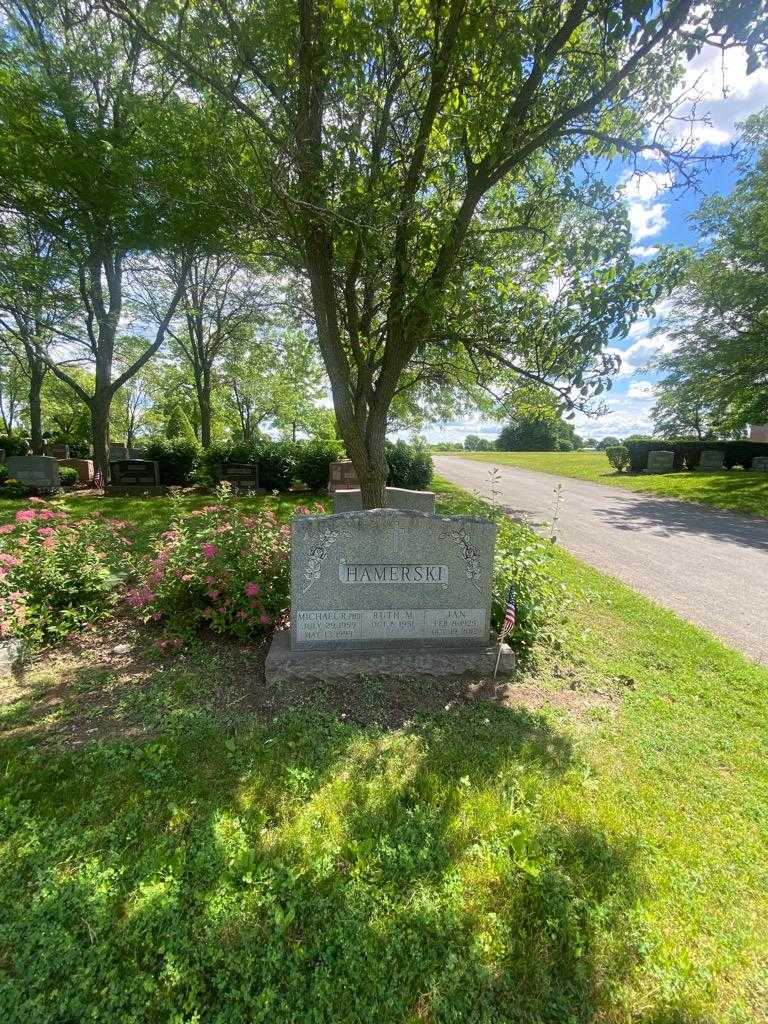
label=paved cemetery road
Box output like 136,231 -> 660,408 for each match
435,456 -> 768,664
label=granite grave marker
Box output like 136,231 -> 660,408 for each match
698,449 -> 724,470
109,459 -> 160,487
333,486 -> 436,514
58,458 -> 94,484
752,456 -> 768,472
646,450 -> 674,473
6,455 -> 60,491
213,461 -> 261,491
328,460 -> 360,493
289,508 -> 496,652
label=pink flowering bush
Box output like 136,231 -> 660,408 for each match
131,502 -> 306,639
0,502 -> 133,642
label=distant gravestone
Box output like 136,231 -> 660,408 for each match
107,459 -> 161,494
110,443 -> 128,461
698,449 -> 724,471
749,424 -> 768,443
752,457 -> 768,472
45,442 -> 69,459
127,448 -> 145,460
333,486 -> 436,514
58,458 -> 94,484
328,460 -> 360,493
213,461 -> 262,491
646,450 -> 675,473
6,455 -> 60,491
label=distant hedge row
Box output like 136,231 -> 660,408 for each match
136,437 -> 433,491
626,440 -> 768,473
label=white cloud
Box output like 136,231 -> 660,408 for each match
621,331 -> 678,369
627,380 -> 657,400
621,170 -> 675,202
627,201 -> 668,241
620,171 -> 673,243
673,44 -> 768,149
630,244 -> 659,259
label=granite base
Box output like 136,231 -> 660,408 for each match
265,629 -> 515,684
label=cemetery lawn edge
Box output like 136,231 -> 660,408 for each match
455,449 -> 768,517
0,482 -> 765,1021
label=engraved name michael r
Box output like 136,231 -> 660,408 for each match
339,563 -> 448,584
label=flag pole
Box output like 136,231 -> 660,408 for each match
493,639 -> 503,681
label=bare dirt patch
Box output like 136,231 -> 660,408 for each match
0,620 -> 621,748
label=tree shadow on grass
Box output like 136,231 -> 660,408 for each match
0,699 -> 670,1024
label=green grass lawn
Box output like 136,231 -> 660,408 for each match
454,450 -> 768,518
0,483 -> 766,1021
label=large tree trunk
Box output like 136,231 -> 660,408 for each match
28,364 -> 45,455
198,380 -> 212,448
90,394 -> 111,487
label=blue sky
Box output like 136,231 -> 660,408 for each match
413,44 -> 768,445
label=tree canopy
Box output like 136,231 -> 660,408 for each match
652,114 -> 768,437
105,0 -> 766,504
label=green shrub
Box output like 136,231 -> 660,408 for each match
59,466 -> 78,488
0,500 -> 132,643
143,438 -> 201,485
201,439 -> 344,492
255,439 -> 297,490
0,478 -> 29,498
130,499 -> 304,639
386,440 -> 433,490
625,439 -> 768,473
1,433 -> 29,457
605,445 -> 630,473
67,440 -> 91,459
491,518 -> 566,657
294,438 -> 344,489
165,404 -> 198,443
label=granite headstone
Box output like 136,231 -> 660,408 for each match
45,442 -> 69,459
6,455 -> 60,491
749,424 -> 768,443
109,459 -> 160,487
290,508 -> 496,652
333,486 -> 436,514
328,460 -> 360,493
646,450 -> 675,473
58,458 -> 94,484
752,456 -> 768,472
698,449 -> 724,470
213,461 -> 261,491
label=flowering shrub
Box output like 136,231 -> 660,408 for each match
130,500 -> 316,639
0,501 -> 133,643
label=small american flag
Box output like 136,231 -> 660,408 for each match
499,583 -> 516,641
